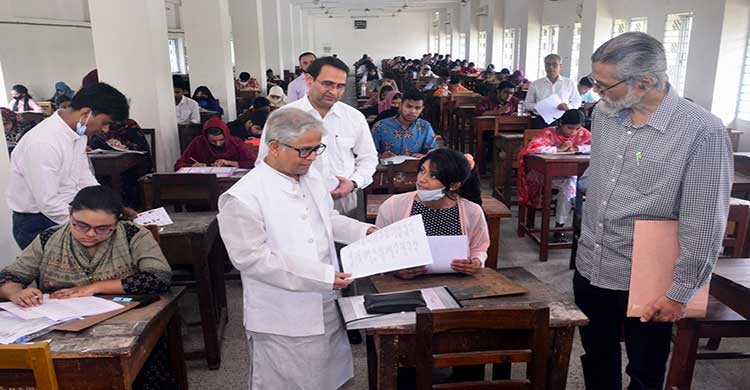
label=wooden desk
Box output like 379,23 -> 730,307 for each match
492,133 -> 525,205
159,212 -> 228,369
0,288 -> 187,390
519,154 -> 590,262
733,171 -> 750,200
366,193 -> 512,269
139,170 -> 246,209
710,258 -> 750,318
365,267 -> 588,390
89,152 -> 149,196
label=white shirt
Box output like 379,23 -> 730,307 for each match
287,74 -> 309,103
256,96 -> 379,189
524,75 -> 582,113
7,112 -> 99,224
176,96 -> 200,125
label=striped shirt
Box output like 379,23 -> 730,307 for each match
575,85 -> 733,303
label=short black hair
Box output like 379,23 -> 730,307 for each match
239,72 -> 251,81
468,62 -> 475,67
500,68 -> 511,75
71,82 -> 129,122
307,56 -> 350,79
579,76 -> 594,88
173,76 -> 186,91
401,89 -> 424,103
205,127 -> 224,136
253,96 -> 271,109
298,52 -> 316,62
449,75 -> 462,85
497,81 -> 516,91
70,185 -> 123,218
55,95 -> 71,105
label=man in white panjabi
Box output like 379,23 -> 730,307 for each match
217,108 -> 376,389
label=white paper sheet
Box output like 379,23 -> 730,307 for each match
134,207 -> 174,227
0,311 -> 60,344
107,144 -> 147,154
380,155 -> 420,165
424,235 -> 469,274
0,296 -> 123,322
176,166 -> 237,177
340,215 -> 433,278
534,94 -> 566,125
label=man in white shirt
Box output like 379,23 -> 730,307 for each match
287,52 -> 317,103
257,56 -> 378,215
7,82 -> 130,249
218,108 -> 375,390
525,53 -> 583,127
174,79 -> 200,125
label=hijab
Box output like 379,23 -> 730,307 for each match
378,91 -> 401,114
268,85 -> 287,108
51,81 -> 75,100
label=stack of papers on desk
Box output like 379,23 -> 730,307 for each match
0,311 -> 59,344
176,166 -> 237,177
338,286 -> 460,330
380,155 -> 420,165
0,296 -> 123,322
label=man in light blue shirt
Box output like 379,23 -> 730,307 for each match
371,90 -> 437,157
287,52 -> 317,103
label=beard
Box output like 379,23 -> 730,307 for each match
597,85 -> 642,115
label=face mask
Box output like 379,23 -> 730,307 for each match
12,96 -> 21,100
239,81 -> 249,86
76,113 -> 91,136
416,186 -> 446,202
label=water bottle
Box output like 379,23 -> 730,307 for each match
517,101 -> 525,116
360,83 -> 367,97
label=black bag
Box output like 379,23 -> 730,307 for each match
363,290 -> 426,314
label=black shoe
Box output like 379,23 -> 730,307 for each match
347,329 -> 362,344
552,232 -> 568,243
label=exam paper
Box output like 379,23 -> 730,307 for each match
534,94 -> 566,125
0,296 -> 124,322
340,215 -> 433,278
134,207 -> 174,227
0,311 -> 60,344
176,166 -> 237,177
380,155 -> 420,165
424,235 -> 469,274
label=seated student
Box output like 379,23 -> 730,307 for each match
0,185 -> 174,389
477,64 -> 496,80
517,109 -> 591,241
578,76 -> 600,103
375,149 -> 488,278
228,109 -> 268,140
88,119 -> 149,153
361,85 -> 395,118
235,71 -> 261,92
50,81 -> 75,102
371,91 -> 402,125
268,85 -> 287,109
265,69 -> 285,90
193,86 -> 224,116
419,65 -> 437,78
474,81 -> 520,116
7,84 -> 43,113
432,75 -> 470,96
175,116 -> 256,170
2,107 -> 20,143
371,89 -> 437,158
55,95 -> 72,110
174,79 -> 200,125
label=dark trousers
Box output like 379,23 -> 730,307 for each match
573,271 -> 672,390
12,212 -> 56,250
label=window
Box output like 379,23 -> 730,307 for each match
570,22 -> 582,82
538,25 -> 560,79
737,27 -> 750,120
664,13 -> 693,96
168,38 -> 186,74
502,28 -> 516,70
433,33 -> 439,53
612,17 -> 648,38
442,32 -> 451,54
458,33 -> 466,59
477,31 -> 487,68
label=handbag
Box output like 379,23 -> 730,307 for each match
363,290 -> 426,314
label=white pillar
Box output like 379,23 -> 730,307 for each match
280,0 -> 296,71
0,58 -> 19,262
522,0 -> 543,80
89,0 -> 180,173
486,0 -> 505,67
182,0 -> 237,121
263,0 -> 284,82
578,0 -> 613,80
229,0 -> 267,92
292,6 -> 303,63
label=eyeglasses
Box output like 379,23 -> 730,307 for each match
586,74 -> 628,92
280,142 -> 327,158
316,80 -> 347,91
70,217 -> 116,235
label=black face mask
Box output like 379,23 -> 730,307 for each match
12,96 -> 22,100
195,96 -> 208,102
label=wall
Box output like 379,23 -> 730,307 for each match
311,12 -> 430,65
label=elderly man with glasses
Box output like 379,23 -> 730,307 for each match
218,108 -> 377,390
573,32 -> 733,389
524,53 -> 583,128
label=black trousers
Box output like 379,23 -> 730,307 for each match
573,271 -> 673,390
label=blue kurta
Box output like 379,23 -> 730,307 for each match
371,117 -> 437,156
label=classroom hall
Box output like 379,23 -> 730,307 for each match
1,0 -> 750,389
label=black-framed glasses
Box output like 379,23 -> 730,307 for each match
70,217 -> 116,235
280,142 -> 326,158
586,74 -> 627,92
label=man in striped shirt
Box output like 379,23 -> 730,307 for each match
574,32 -> 733,389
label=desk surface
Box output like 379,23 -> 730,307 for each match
139,171 -> 246,184
713,258 -> 750,291
525,153 -> 591,163
367,193 -> 511,221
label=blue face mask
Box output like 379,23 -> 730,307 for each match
416,186 -> 446,202
76,113 -> 91,136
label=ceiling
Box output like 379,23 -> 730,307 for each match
291,0 -> 465,18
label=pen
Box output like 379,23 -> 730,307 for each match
636,152 -> 643,166
190,157 -> 200,164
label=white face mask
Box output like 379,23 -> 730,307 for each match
239,80 -> 249,86
416,186 -> 446,202
76,113 -> 91,136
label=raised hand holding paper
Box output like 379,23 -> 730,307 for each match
424,235 -> 469,274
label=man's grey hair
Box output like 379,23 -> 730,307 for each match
544,53 -> 562,63
264,108 -> 325,145
591,32 -> 668,90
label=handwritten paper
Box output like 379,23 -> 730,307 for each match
176,166 -> 237,177
341,215 -> 433,278
134,207 -> 173,227
380,155 -> 420,165
534,94 -> 566,125
0,296 -> 123,322
0,311 -> 59,344
424,235 -> 469,274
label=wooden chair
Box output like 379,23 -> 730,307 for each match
37,101 -> 54,116
177,124 -> 203,154
140,128 -> 156,172
151,173 -> 219,212
722,198 -> 750,257
372,159 -> 421,195
416,306 -> 549,390
0,342 -> 59,390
